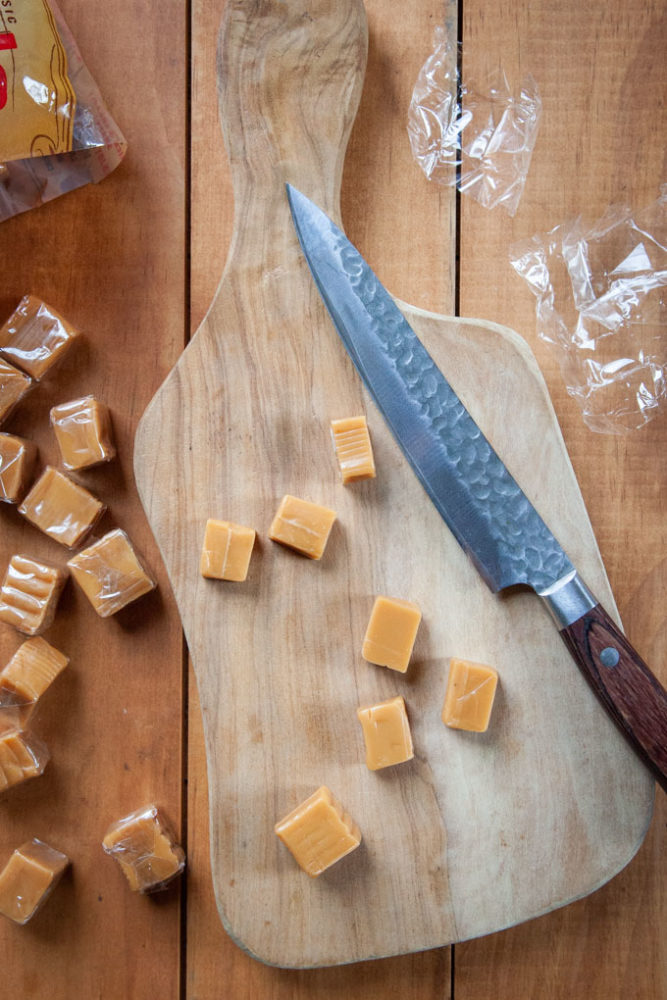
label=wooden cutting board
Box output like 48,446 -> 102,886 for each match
133,0 -> 653,968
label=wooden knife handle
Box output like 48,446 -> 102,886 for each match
560,603 -> 667,792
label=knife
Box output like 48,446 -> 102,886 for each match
286,183 -> 667,792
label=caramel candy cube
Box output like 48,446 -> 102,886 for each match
330,415 -> 376,484
50,395 -> 116,470
0,295 -> 80,380
442,658 -> 499,733
357,695 -> 414,770
0,637 -> 69,731
0,432 -> 37,503
274,786 -> 361,877
0,730 -> 50,793
0,554 -> 67,635
19,466 -> 106,548
102,804 -> 185,893
0,839 -> 69,924
67,528 -> 155,618
362,596 -> 422,673
0,357 -> 32,426
269,494 -> 336,560
200,519 -> 256,581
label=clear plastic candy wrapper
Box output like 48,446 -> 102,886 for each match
102,804 -> 186,893
510,186 -> 667,434
407,27 -> 541,216
0,0 -> 127,222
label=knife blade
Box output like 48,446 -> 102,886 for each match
287,183 -> 667,791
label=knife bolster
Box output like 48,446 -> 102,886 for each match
538,571 -> 597,629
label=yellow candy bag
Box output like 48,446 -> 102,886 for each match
0,0 -> 126,221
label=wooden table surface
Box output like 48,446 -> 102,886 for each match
1,0 -> 665,996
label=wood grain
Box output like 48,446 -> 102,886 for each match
456,1 -> 667,998
2,0 -> 664,994
136,0 -> 653,970
0,0 -> 187,996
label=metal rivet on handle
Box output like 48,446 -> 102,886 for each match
600,646 -> 620,668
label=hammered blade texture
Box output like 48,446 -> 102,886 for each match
287,185 -> 573,593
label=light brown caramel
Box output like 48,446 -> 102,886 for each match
0,432 -> 37,503
19,466 -> 105,548
0,357 -> 32,426
330,415 -> 376,483
362,596 -> 422,673
357,695 -> 414,770
274,786 -> 361,877
50,395 -> 116,470
0,730 -> 50,793
0,554 -> 67,635
67,529 -> 155,617
0,295 -> 80,380
0,839 -> 69,924
269,494 -> 336,560
102,805 -> 185,892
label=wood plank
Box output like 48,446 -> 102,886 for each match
456,0 -> 667,996
0,0 -> 187,995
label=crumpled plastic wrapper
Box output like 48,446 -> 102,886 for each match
407,28 -> 541,216
510,186 -> 667,434
0,0 -> 126,222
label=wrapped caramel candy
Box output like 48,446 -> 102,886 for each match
0,554 -> 67,636
0,839 -> 69,924
0,433 -> 37,503
102,804 -> 185,893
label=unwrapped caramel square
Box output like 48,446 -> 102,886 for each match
274,786 -> 361,877
330,415 -> 376,483
67,528 -> 155,617
200,519 -> 256,581
362,595 -> 422,673
0,432 -> 37,503
442,658 -> 499,732
0,839 -> 69,924
0,295 -> 80,380
0,554 -> 67,635
19,466 -> 106,548
50,395 -> 116,470
0,357 -> 32,426
357,695 -> 414,770
102,804 -> 185,893
269,494 -> 336,560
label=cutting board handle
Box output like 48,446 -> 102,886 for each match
217,0 -> 368,234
